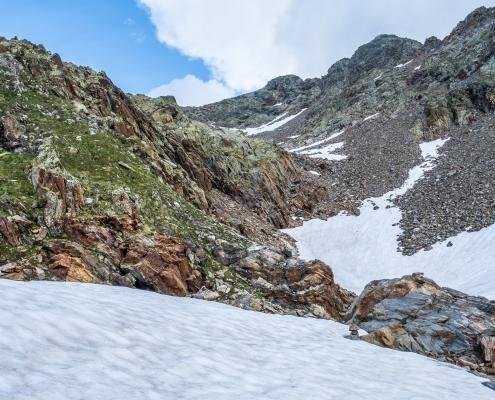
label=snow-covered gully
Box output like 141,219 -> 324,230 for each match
0,280 -> 492,399
283,138 -> 495,299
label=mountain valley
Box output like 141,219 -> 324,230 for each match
2,5 -> 495,397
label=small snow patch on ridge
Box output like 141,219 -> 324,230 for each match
241,108 -> 307,136
395,60 -> 413,68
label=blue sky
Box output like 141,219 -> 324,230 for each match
1,0 -> 210,94
3,1 -> 495,106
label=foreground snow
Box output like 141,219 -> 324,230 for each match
0,280 -> 491,399
283,138 -> 495,298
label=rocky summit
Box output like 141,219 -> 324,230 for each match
2,5 -> 495,385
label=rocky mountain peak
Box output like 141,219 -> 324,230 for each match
265,74 -> 303,90
445,6 -> 495,44
323,34 -> 422,88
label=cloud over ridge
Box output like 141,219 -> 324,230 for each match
140,0 -> 494,104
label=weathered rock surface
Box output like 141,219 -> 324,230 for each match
345,274 -> 495,368
196,246 -> 355,321
183,75 -> 322,129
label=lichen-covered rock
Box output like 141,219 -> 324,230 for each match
30,146 -> 84,235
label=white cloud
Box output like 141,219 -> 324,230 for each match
138,0 -> 495,95
147,74 -> 236,106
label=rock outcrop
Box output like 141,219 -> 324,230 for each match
195,246 -> 355,321
345,274 -> 495,371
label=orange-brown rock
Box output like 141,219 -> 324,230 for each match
45,239 -> 118,282
49,253 -> 99,283
1,115 -> 24,143
121,234 -> 200,297
64,221 -> 121,264
0,216 -> 22,247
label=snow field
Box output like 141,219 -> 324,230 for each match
283,138 -> 495,298
0,280 -> 491,399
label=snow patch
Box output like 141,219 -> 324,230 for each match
0,280 -> 491,399
414,65 -> 421,70
282,138 -> 495,299
298,142 -> 346,161
242,108 -> 307,136
395,60 -> 413,68
289,131 -> 344,153
308,170 -> 321,176
363,113 -> 380,121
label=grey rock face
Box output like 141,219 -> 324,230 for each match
345,274 -> 495,365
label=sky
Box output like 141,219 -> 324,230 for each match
2,1 -> 495,106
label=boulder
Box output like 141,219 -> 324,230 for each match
345,274 -> 495,364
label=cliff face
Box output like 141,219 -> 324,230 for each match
0,35 -> 353,320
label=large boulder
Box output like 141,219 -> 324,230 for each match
345,273 -> 495,366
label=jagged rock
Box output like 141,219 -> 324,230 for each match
345,274 -> 495,363
236,257 -> 355,321
1,115 -> 24,144
0,216 -> 22,246
480,330 -> 495,364
48,253 -> 99,283
31,147 -> 84,235
45,239 -> 117,282
120,234 -> 199,297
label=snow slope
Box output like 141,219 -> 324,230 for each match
283,139 -> 495,298
0,280 -> 491,399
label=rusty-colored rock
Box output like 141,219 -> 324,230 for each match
480,330 -> 495,363
236,257 -> 355,321
49,253 -> 99,283
121,234 -> 199,297
0,216 -> 22,247
1,115 -> 23,142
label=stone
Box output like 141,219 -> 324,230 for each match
480,330 -> 495,363
457,359 -> 477,370
346,274 -> 495,363
0,262 -> 19,273
49,253 -> 99,283
236,257 -> 355,321
193,290 -> 220,301
482,382 -> 495,391
213,246 -> 247,266
1,115 -> 23,142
